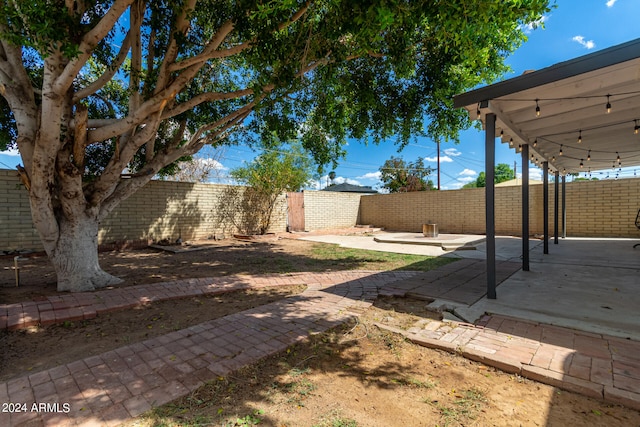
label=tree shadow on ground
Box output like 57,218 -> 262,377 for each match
0,240 -> 455,303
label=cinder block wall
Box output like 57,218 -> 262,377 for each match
2,168 -> 639,252
360,179 -> 640,238
302,191 -> 362,230
98,180 -> 287,244
561,179 -> 640,237
0,170 -> 286,251
0,169 -> 41,250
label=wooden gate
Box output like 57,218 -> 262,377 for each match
287,192 -> 305,232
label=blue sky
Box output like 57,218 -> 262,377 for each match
2,0 -> 640,189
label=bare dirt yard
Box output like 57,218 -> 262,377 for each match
2,236 -> 640,426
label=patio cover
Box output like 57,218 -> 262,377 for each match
453,38 -> 640,298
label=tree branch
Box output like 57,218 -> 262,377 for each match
129,0 -> 143,112
154,0 -> 197,94
161,88 -> 254,119
53,0 -> 134,95
167,20 -> 243,72
72,31 -> 132,102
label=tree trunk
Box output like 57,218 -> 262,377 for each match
47,213 -> 123,292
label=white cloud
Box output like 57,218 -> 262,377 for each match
446,182 -> 465,190
529,167 -> 543,181
195,158 -> 227,170
606,0 -> 618,7
424,155 -> 453,163
572,35 -> 595,50
443,148 -> 462,157
320,175 -> 362,189
459,168 -> 477,177
1,147 -> 20,157
356,171 -> 382,181
457,176 -> 475,183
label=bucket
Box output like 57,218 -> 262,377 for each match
422,223 -> 438,238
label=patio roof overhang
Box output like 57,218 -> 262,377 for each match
454,38 -> 640,174
452,38 -> 640,300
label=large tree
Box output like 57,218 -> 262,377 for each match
0,0 -> 551,291
379,156 -> 434,193
462,163 -> 515,188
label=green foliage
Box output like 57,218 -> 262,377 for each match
1,0 -> 552,174
379,156 -> 435,192
462,163 -> 515,188
227,142 -> 313,234
231,142 -> 313,193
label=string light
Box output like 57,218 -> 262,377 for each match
587,150 -> 591,161
617,152 -> 621,164
580,159 -> 584,168
577,130 -> 582,143
606,94 -> 611,113
533,139 -> 537,147
509,138 -> 513,146
552,156 -> 556,162
535,99 -> 540,117
476,103 -> 481,120
635,120 -> 639,135
559,145 -> 563,156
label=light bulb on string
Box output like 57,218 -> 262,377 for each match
577,130 -> 582,143
559,145 -> 563,156
617,152 -> 621,164
535,99 -> 540,117
606,94 -> 611,113
580,159 -> 584,168
476,103 -> 481,120
509,138 -> 513,146
635,120 -> 639,135
587,150 -> 591,161
533,139 -> 537,148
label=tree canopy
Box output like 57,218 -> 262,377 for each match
0,0 -> 552,291
379,156 -> 435,193
462,163 -> 515,188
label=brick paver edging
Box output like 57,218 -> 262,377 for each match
0,270 -> 418,426
0,271 -> 417,331
376,314 -> 640,412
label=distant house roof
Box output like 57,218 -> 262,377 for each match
321,183 -> 378,193
495,179 -> 543,187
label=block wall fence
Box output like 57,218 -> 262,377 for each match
1,168 -> 639,251
0,169 -> 288,251
360,178 -> 640,238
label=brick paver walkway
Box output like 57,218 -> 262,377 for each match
382,313 -> 640,412
2,266 -> 640,426
0,271 -> 416,426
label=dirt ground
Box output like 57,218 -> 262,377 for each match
2,237 -> 640,426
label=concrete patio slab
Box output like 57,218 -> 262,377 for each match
300,232 -> 640,341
